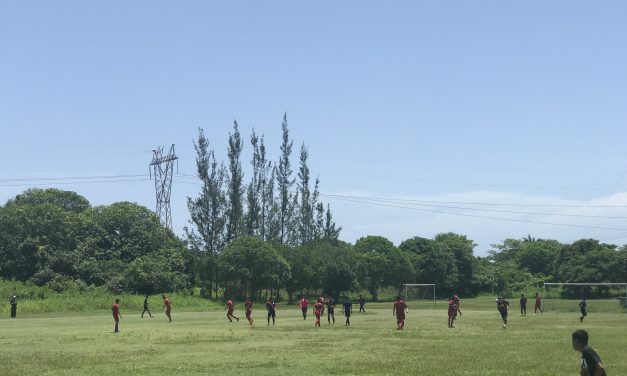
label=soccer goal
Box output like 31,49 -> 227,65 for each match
403,284 -> 436,308
543,282 -> 627,312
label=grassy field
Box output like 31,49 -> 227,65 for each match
0,299 -> 625,375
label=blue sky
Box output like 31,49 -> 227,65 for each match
2,1 -> 627,255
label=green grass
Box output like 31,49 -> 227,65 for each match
0,300 -> 625,375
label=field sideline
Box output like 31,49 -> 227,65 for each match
1,299 -> 625,375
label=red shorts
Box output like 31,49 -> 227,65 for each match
245,310 -> 252,318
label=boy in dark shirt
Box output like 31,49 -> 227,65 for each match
141,295 -> 152,318
266,297 -> 276,326
497,296 -> 510,329
579,298 -> 587,322
327,296 -> 335,325
343,299 -> 353,326
572,330 -> 606,376
358,295 -> 366,312
519,294 -> 527,316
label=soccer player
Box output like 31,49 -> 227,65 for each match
343,298 -> 353,326
141,295 -> 152,318
358,295 -> 366,313
579,298 -> 588,322
112,298 -> 122,333
162,294 -> 172,322
393,296 -> 407,330
520,294 -> 527,316
447,297 -> 457,328
318,295 -> 325,316
327,296 -> 335,325
9,295 -> 17,318
313,298 -> 324,327
226,298 -> 239,322
534,292 -> 543,314
266,297 -> 276,326
244,298 -> 254,325
453,292 -> 462,317
497,296 -> 510,328
572,329 -> 606,376
299,296 -> 309,320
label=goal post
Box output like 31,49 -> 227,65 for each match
403,284 -> 436,308
543,282 -> 627,311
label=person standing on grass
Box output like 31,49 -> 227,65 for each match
266,297 -> 276,326
497,296 -> 510,328
358,295 -> 366,313
9,295 -> 17,318
226,298 -> 239,322
141,295 -> 152,318
572,330 -> 606,376
299,296 -> 309,320
112,298 -> 122,333
313,298 -> 324,327
453,292 -> 462,317
579,298 -> 588,322
519,294 -> 527,316
343,298 -> 353,326
448,297 -> 457,328
393,296 -> 407,330
162,295 -> 172,322
534,292 -> 543,314
327,296 -> 336,325
244,298 -> 254,325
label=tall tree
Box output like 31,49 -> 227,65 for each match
245,129 -> 262,236
323,204 -> 341,242
297,143 -> 314,244
258,136 -> 273,240
276,114 -> 296,244
226,121 -> 245,242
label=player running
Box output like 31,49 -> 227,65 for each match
299,296 -> 309,320
112,298 -> 122,333
448,297 -> 457,328
162,294 -> 172,322
519,294 -> 527,316
226,298 -> 239,322
453,292 -> 462,317
358,295 -> 366,312
313,298 -> 324,327
393,296 -> 407,330
534,292 -> 543,314
244,298 -> 254,325
327,296 -> 336,325
579,298 -> 588,322
497,296 -> 510,328
343,298 -> 353,326
266,297 -> 276,326
141,295 -> 152,318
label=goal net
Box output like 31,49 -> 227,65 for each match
543,282 -> 627,312
403,284 -> 436,308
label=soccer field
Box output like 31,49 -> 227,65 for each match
1,300 -> 625,375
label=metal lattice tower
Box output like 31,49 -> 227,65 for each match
150,144 -> 178,229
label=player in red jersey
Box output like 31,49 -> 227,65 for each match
162,294 -> 172,322
534,292 -> 543,314
244,298 -> 254,325
318,295 -> 325,316
111,298 -> 122,333
299,296 -> 309,320
453,292 -> 462,317
447,298 -> 457,328
313,298 -> 324,327
393,296 -> 407,330
226,298 -> 239,322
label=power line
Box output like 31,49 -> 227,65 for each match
0,178 -> 151,187
322,195 -> 627,232
0,174 -> 146,183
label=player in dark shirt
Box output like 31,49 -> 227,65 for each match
327,296 -> 335,325
10,295 -> 17,318
519,294 -> 527,316
141,295 -> 152,318
343,299 -> 353,326
572,330 -> 606,376
266,297 -> 276,326
358,295 -> 366,312
497,296 -> 510,329
393,296 -> 407,330
579,298 -> 587,322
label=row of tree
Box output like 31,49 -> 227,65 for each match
185,116 -> 341,297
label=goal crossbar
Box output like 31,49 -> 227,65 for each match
403,284 -> 436,308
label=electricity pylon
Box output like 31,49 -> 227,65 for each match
150,144 -> 178,230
